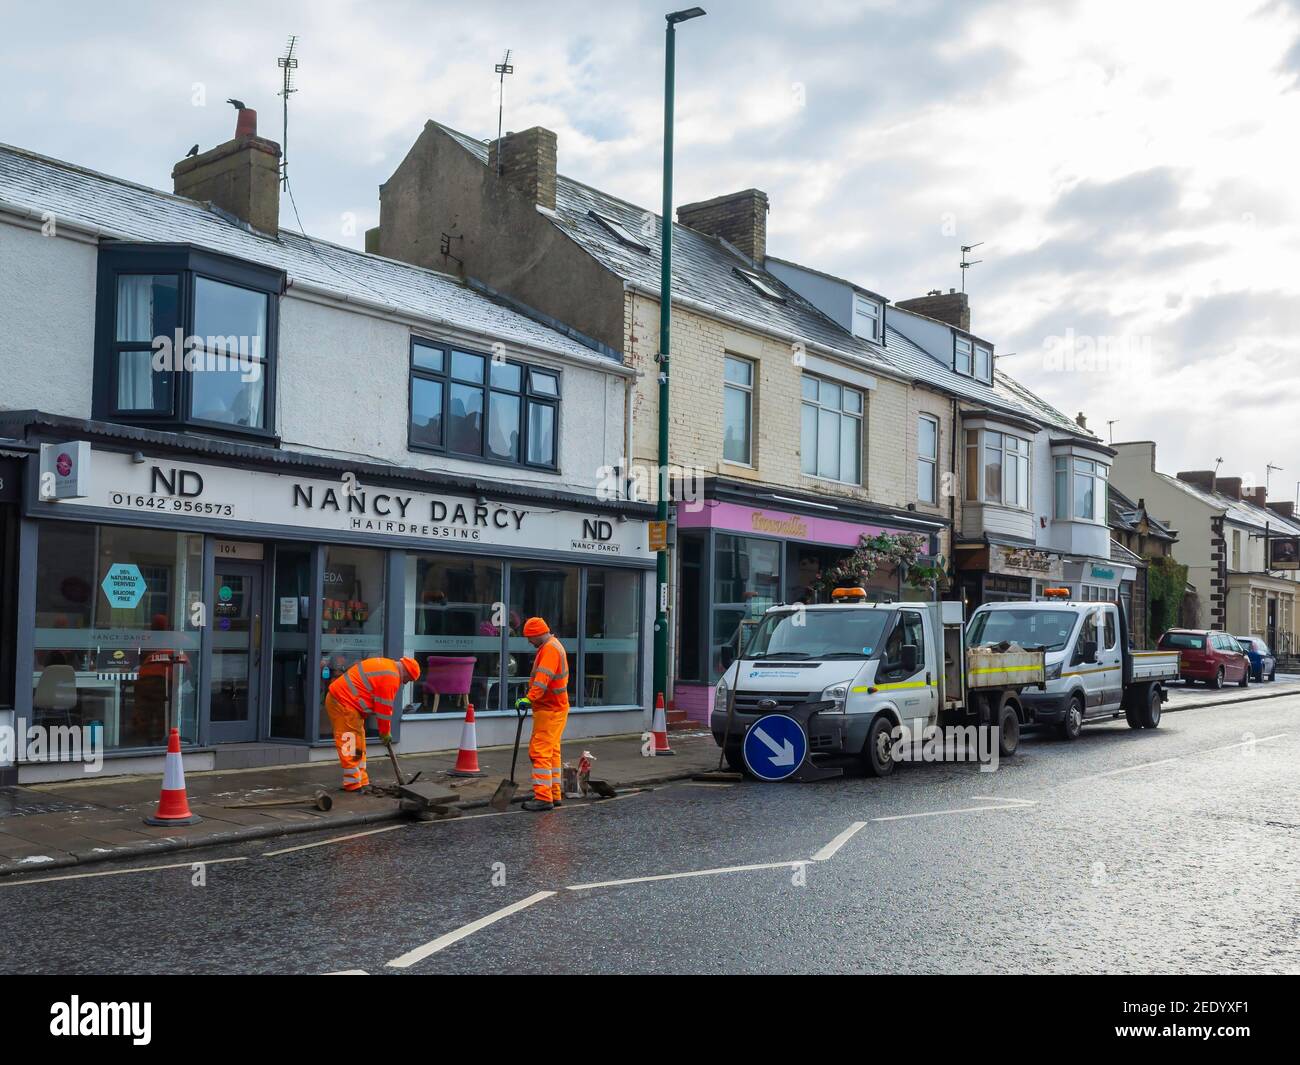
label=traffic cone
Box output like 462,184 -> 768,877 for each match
144,727 -> 201,826
652,693 -> 675,756
449,703 -> 485,776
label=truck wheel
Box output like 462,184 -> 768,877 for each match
1209,668 -> 1223,689
996,698 -> 1020,758
1057,695 -> 1084,740
1124,696 -> 1143,729
1139,685 -> 1162,729
861,715 -> 896,777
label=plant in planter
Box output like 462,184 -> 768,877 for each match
815,532 -> 946,597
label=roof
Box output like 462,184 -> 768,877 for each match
0,143 -> 611,367
1108,483 -> 1176,541
1154,470 -> 1300,536
433,123 -> 898,378
991,370 -> 1094,438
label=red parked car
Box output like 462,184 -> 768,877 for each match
1158,629 -> 1250,688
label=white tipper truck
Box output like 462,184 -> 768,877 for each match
710,587 -> 1047,777
966,590 -> 1179,739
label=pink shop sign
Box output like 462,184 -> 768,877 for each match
678,501 -> 903,547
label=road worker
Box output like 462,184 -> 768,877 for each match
515,617 -> 570,811
325,656 -> 421,791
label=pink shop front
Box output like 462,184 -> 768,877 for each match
671,480 -> 946,724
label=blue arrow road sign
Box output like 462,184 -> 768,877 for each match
101,564 -> 147,609
742,713 -> 808,782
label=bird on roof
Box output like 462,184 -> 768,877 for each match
185,144 -> 199,158
227,98 -> 246,110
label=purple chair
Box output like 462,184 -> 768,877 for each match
423,656 -> 476,713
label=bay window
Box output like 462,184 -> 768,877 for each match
409,339 -> 560,470
801,375 -> 863,484
94,245 -> 281,438
1054,454 -> 1108,522
965,428 -> 1030,508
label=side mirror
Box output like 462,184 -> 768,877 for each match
901,644 -> 919,673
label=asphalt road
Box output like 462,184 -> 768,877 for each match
2,694 -> 1297,975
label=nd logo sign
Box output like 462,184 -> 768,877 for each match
582,518 -> 613,541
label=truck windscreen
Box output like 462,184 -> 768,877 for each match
744,609 -> 891,660
968,609 -> 1079,652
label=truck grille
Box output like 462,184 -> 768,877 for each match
731,690 -> 817,715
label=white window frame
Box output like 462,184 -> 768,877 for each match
917,414 -> 939,505
955,336 -> 973,376
964,427 -> 1030,509
723,355 -> 754,466
852,294 -> 882,342
1053,453 -> 1109,523
801,374 -> 864,485
974,343 -> 992,382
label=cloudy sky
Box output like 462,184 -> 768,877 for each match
4,0 -> 1299,495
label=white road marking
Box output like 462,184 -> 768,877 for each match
0,856 -> 249,888
970,795 -> 1036,805
812,821 -> 867,861
566,860 -> 808,892
386,891 -> 556,969
1071,732 -> 1290,783
262,824 -> 406,856
325,969 -> 368,975
872,799 -> 1038,823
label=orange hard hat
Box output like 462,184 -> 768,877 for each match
522,617 -> 550,638
400,656 -> 421,681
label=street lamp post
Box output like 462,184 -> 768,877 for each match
654,7 -> 706,715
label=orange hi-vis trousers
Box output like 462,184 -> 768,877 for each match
528,707 -> 568,803
325,693 -> 369,791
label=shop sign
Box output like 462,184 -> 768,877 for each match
648,521 -> 668,552
101,564 -> 147,609
1090,564 -> 1117,582
992,545 -> 1061,580
38,441 -> 92,500
750,511 -> 810,539
40,449 -> 652,561
1269,537 -> 1299,571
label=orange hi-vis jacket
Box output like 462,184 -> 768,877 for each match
328,657 -> 404,736
526,636 -> 570,712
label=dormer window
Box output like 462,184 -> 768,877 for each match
734,267 -> 785,302
588,210 -> 650,252
852,294 -> 882,342
974,343 -> 992,382
955,336 -> 973,376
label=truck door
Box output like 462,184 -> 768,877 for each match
877,608 -> 938,729
1069,607 -> 1105,710
1096,603 -> 1124,712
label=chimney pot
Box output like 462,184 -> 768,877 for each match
235,107 -> 257,139
677,189 -> 769,264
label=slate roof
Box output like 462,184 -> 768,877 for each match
1109,483 -> 1177,541
0,142 -> 611,366
435,123 -> 897,378
1156,471 -> 1300,536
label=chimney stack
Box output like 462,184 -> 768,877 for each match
677,189 -> 769,264
1245,486 -> 1267,507
896,289 -> 970,332
488,127 -> 558,210
173,106 -> 281,235
1176,470 -> 1217,494
1267,501 -> 1295,518
1075,411 -> 1088,432
1217,476 -> 1244,500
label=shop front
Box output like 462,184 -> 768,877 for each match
673,480 -> 945,723
955,541 -> 1064,612
10,435 -> 653,780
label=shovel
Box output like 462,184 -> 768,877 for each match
382,737 -> 421,786
224,790 -> 334,812
490,705 -> 528,812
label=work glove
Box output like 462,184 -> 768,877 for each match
381,732 -> 393,747
515,697 -> 531,713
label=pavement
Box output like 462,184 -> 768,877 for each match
0,690 -> 1295,974
0,675 -> 1294,879
0,729 -> 719,876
